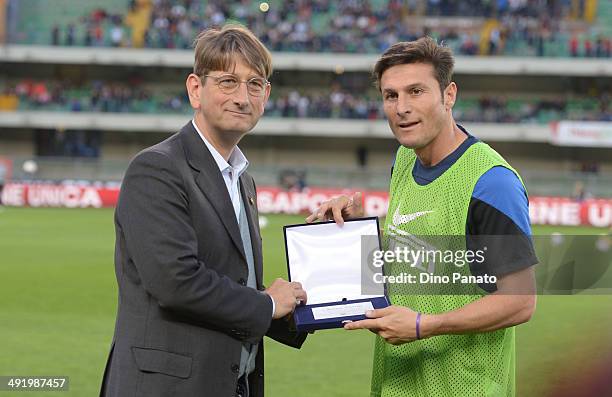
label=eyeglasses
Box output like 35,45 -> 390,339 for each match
202,73 -> 270,97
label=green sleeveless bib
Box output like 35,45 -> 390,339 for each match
371,142 -> 522,397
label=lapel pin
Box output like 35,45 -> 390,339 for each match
249,196 -> 254,205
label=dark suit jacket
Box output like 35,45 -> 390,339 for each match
100,121 -> 306,397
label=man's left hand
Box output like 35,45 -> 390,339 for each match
344,305 -> 426,345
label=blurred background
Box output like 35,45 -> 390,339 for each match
0,0 -> 610,396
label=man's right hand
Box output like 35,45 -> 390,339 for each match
305,191 -> 364,225
265,278 -> 308,319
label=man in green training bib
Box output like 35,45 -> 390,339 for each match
307,37 -> 537,397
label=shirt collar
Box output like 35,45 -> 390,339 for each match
191,119 -> 249,177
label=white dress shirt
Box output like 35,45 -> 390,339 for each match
192,120 -> 276,317
192,119 -> 248,222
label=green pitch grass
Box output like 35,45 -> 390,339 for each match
0,207 -> 610,396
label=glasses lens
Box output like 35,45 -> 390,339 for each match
247,78 -> 267,95
217,76 -> 239,92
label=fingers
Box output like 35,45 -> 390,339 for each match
305,208 -> 321,223
306,195 -> 352,224
332,205 -> 344,226
305,202 -> 330,223
308,197 -> 338,223
266,279 -> 306,319
352,191 -> 363,210
294,289 -> 307,304
365,307 -> 393,318
343,319 -> 380,330
351,192 -> 363,207
290,281 -> 307,305
344,320 -> 403,345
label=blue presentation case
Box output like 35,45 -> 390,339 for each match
283,217 -> 389,333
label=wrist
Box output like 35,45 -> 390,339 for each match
420,313 -> 443,339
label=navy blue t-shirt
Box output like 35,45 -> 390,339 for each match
394,125 -> 538,288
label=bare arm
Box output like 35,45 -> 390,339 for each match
345,266 -> 536,344
425,266 -> 536,336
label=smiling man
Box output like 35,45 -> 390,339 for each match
308,37 -> 538,396
100,25 -> 307,397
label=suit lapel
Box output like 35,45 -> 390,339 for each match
180,122 -> 247,262
239,175 -> 263,289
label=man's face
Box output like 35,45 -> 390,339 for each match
187,58 -> 270,140
380,63 -> 455,149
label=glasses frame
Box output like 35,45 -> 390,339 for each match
201,73 -> 270,97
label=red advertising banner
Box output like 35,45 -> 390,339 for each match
2,182 -> 610,228
1,182 -> 119,208
528,196 -> 612,228
256,187 -> 390,217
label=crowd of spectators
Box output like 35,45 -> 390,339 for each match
3,79 -> 187,114
454,95 -> 611,123
51,8 -> 127,47
267,89 -> 611,123
2,79 -> 610,123
265,86 -> 382,119
35,0 -> 612,58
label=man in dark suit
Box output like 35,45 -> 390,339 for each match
100,24 -> 308,397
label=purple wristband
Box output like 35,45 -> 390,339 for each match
416,312 -> 422,340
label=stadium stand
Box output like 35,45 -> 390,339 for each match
6,0 -> 612,57
1,78 -> 609,123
